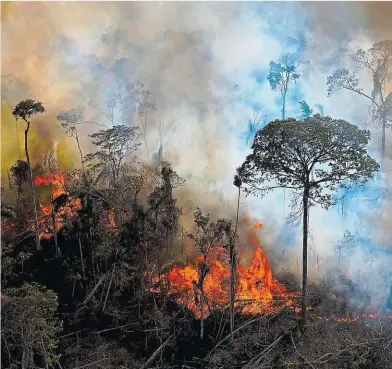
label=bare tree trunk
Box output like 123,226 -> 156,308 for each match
52,209 -> 59,256
301,186 -> 309,329
229,185 -> 241,341
381,113 -> 386,168
24,120 -> 41,250
15,118 -> 21,159
103,246 -> 120,312
79,235 -> 86,280
22,347 -> 26,369
200,288 -> 205,339
75,133 -> 87,182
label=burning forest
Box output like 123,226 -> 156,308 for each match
2,2 -> 392,369
157,222 -> 293,318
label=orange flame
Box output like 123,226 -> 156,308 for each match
157,222 -> 293,318
253,222 -> 263,229
105,209 -> 117,231
34,173 -> 81,239
317,313 -> 392,323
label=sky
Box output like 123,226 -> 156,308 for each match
2,1 -> 392,309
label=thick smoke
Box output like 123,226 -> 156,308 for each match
2,2 -> 392,310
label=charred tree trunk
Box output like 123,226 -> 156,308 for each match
198,259 -> 209,340
200,287 -> 205,340
51,208 -> 59,256
79,235 -> 86,280
301,185 -> 309,329
230,183 -> 241,340
24,119 -> 41,251
74,132 -> 88,184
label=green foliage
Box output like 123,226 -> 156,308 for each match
2,283 -> 63,368
267,54 -> 300,93
57,107 -> 85,138
238,115 -> 379,209
298,101 -> 313,119
12,99 -> 45,121
9,160 -> 29,187
188,208 -> 233,257
268,53 -> 300,119
327,68 -> 361,97
327,40 -> 392,126
85,125 -> 141,184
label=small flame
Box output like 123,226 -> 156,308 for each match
105,209 -> 117,231
253,222 -> 263,229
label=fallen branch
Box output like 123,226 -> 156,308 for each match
82,274 -> 106,305
314,343 -> 367,364
290,331 -> 317,369
93,324 -> 132,335
242,334 -> 285,369
208,312 -> 277,357
140,334 -> 173,369
72,357 -> 109,369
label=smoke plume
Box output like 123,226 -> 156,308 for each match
2,2 -> 392,310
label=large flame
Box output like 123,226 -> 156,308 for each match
159,222 -> 293,318
33,173 -> 81,239
33,172 -> 118,239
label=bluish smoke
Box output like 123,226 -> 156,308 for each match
231,3 -> 391,310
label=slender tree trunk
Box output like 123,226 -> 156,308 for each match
301,185 -> 309,329
102,244 -> 120,312
230,185 -> 241,341
103,262 -> 116,312
282,83 -> 288,120
381,113 -> 386,168
24,120 -> 41,250
75,133 -> 87,179
15,119 -> 21,159
21,347 -> 27,369
52,209 -> 59,256
79,235 -> 86,280
200,287 -> 205,339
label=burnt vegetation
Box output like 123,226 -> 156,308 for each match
2,40 -> 392,369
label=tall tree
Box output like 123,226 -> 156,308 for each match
230,174 -> 242,339
57,107 -> 87,176
327,40 -> 392,163
268,53 -> 300,120
237,115 -> 379,328
12,99 -> 45,250
85,125 -> 141,187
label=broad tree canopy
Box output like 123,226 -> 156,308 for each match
12,99 -> 45,121
238,115 -> 379,209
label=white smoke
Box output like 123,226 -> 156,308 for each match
2,2 -> 392,309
